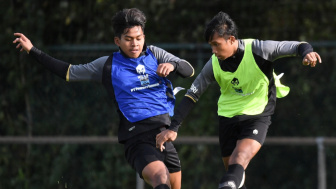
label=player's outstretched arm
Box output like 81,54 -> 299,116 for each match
13,33 -> 70,80
13,33 -> 33,54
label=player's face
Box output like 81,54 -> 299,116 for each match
114,26 -> 145,58
208,32 -> 235,60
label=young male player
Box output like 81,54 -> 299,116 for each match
14,8 -> 194,189
156,11 -> 322,188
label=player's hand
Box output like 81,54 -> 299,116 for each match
156,129 -> 177,152
302,52 -> 322,67
156,63 -> 174,77
13,33 -> 34,54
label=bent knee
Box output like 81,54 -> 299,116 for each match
238,150 -> 255,159
232,151 -> 255,167
142,161 -> 170,186
149,173 -> 170,188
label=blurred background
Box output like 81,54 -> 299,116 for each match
1,0 -> 336,188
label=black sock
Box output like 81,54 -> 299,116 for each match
218,164 -> 245,189
227,164 -> 245,184
154,184 -> 170,189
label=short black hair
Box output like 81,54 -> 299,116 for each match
204,12 -> 238,42
112,8 -> 146,38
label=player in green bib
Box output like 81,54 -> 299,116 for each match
156,11 -> 322,188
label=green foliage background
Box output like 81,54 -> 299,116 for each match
1,0 -> 336,188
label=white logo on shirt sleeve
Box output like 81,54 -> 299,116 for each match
190,84 -> 198,93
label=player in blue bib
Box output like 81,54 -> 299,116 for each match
14,8 -> 194,189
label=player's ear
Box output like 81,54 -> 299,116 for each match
229,36 -> 236,44
114,37 -> 120,46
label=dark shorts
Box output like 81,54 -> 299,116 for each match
219,116 -> 271,157
124,127 -> 181,178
